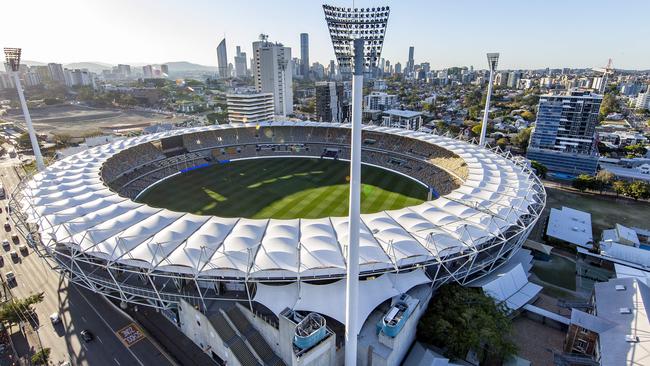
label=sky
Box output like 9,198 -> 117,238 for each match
2,0 -> 650,70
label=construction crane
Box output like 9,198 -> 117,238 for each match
592,58 -> 614,93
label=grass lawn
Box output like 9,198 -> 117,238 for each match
531,254 -> 576,291
137,157 -> 428,219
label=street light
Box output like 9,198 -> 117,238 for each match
4,48 -> 45,171
479,52 -> 499,147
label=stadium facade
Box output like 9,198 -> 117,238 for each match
12,122 -> 545,365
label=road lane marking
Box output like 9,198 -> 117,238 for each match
114,357 -> 121,365
81,316 -> 87,323
97,335 -> 103,343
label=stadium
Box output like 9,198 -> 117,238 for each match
12,121 -> 545,365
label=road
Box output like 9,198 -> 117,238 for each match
0,152 -> 176,366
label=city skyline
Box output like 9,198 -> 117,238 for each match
2,0 -> 650,71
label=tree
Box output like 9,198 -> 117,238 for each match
511,128 -> 532,153
531,160 -> 547,179
595,170 -> 615,193
599,93 -> 618,119
0,292 -> 45,325
624,144 -> 647,157
435,120 -> 447,133
471,123 -> 483,136
31,348 -> 51,365
520,110 -> 535,121
613,180 -> 627,197
572,174 -> 594,192
496,137 -> 508,149
626,181 -> 650,201
53,133 -> 72,147
17,132 -> 32,148
418,284 -> 517,363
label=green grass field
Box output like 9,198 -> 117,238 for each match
137,158 -> 428,219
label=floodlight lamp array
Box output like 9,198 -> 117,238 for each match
322,4 -> 390,75
4,48 -> 22,72
487,53 -> 499,72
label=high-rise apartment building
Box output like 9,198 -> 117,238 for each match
527,90 -> 603,174
315,81 -> 348,122
300,33 -> 310,78
395,62 -> 402,74
160,64 -> 169,76
117,64 -> 131,77
217,38 -> 228,78
252,36 -> 293,116
142,65 -> 154,78
234,46 -> 248,77
64,69 -> 94,87
636,92 -> 650,110
364,91 -> 397,111
32,66 -> 52,82
226,92 -> 274,123
48,63 -> 65,83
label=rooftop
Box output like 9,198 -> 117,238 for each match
383,109 -> 422,118
546,206 -> 593,248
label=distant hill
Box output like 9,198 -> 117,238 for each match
64,62 -> 114,73
22,60 -> 47,67
164,61 -> 217,73
16,60 -> 217,74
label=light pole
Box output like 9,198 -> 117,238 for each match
345,37 -> 364,366
479,52 -> 499,147
4,48 -> 45,171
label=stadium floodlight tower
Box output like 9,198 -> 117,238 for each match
4,48 -> 45,171
322,5 -> 388,364
322,5 -> 390,79
479,52 -> 499,147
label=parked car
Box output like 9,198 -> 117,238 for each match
18,245 -> 27,255
9,251 -> 18,261
80,330 -> 94,342
11,234 -> 18,243
2,240 -> 9,250
5,271 -> 15,282
3,223 -> 10,231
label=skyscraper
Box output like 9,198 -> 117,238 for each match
328,60 -> 336,79
406,46 -> 414,74
160,64 -> 169,76
217,38 -> 228,78
527,90 -> 603,174
395,62 -> 402,74
234,46 -> 248,77
300,33 -> 310,78
252,35 -> 293,116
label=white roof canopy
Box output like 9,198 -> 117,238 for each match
20,122 -> 542,279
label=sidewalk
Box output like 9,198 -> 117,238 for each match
124,305 -> 219,366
